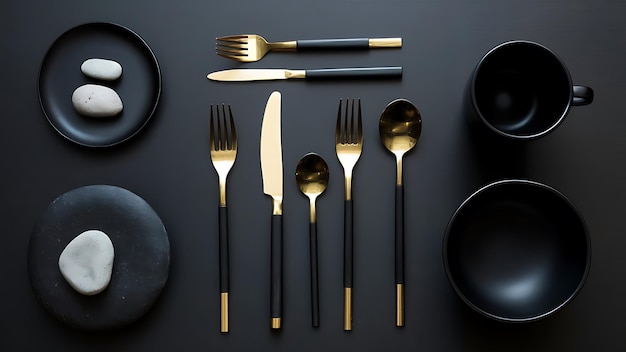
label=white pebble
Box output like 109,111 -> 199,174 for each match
81,58 -> 122,81
72,84 -> 123,117
58,230 -> 115,296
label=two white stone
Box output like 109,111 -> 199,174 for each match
58,230 -> 114,296
72,58 -> 124,118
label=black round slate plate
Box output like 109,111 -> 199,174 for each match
28,185 -> 170,331
38,22 -> 161,147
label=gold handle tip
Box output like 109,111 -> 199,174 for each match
344,287 -> 352,331
271,317 -> 281,329
396,284 -> 404,327
221,292 -> 229,333
369,38 -> 402,48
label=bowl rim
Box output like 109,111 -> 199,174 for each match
442,178 -> 592,322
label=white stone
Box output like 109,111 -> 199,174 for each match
72,84 -> 123,117
81,58 -> 122,81
58,229 -> 115,296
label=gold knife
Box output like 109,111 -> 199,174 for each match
207,67 -> 402,82
260,91 -> 284,329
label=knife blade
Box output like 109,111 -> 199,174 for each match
207,67 -> 402,82
260,91 -> 283,329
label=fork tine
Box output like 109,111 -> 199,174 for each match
216,35 -> 248,42
349,99 -> 355,144
336,99 -> 343,144
344,99 -> 350,144
357,99 -> 363,144
217,104 -> 224,150
210,104 -> 216,150
216,52 -> 247,61
228,105 -> 237,151
216,42 -> 248,50
216,41 -> 249,53
216,46 -> 247,55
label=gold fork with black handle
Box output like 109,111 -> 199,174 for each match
209,104 -> 237,333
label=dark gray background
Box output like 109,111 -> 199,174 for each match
2,0 -> 625,350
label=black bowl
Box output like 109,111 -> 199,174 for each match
443,179 -> 590,322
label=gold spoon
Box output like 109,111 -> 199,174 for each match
295,152 -> 329,327
379,99 -> 422,327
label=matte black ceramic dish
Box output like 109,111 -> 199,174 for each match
27,185 -> 170,330
443,179 -> 590,322
38,22 -> 161,147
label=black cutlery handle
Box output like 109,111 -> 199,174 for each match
310,221 -> 320,328
297,38 -> 369,50
395,184 -> 405,327
306,67 -> 402,80
395,185 -> 404,286
343,198 -> 353,330
218,205 -> 229,333
344,199 -> 353,289
270,214 -> 283,329
219,206 -> 229,293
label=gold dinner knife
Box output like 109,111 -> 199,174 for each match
207,67 -> 402,82
260,91 -> 284,329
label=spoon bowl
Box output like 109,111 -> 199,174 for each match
379,99 -> 422,165
296,153 -> 330,213
295,152 -> 329,327
379,98 -> 422,327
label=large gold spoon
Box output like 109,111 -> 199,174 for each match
379,99 -> 422,327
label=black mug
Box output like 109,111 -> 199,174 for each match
466,40 -> 593,140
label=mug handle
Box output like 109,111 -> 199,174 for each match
572,85 -> 594,106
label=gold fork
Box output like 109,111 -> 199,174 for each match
216,34 -> 402,62
335,98 -> 363,331
209,104 -> 237,333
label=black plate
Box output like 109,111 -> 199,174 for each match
27,185 -> 170,330
38,22 -> 161,147
443,179 -> 591,322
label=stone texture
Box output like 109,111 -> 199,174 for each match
58,229 -> 114,296
81,58 -> 122,81
28,184 -> 170,330
72,84 -> 123,117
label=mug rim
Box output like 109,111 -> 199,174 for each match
470,40 -> 574,140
